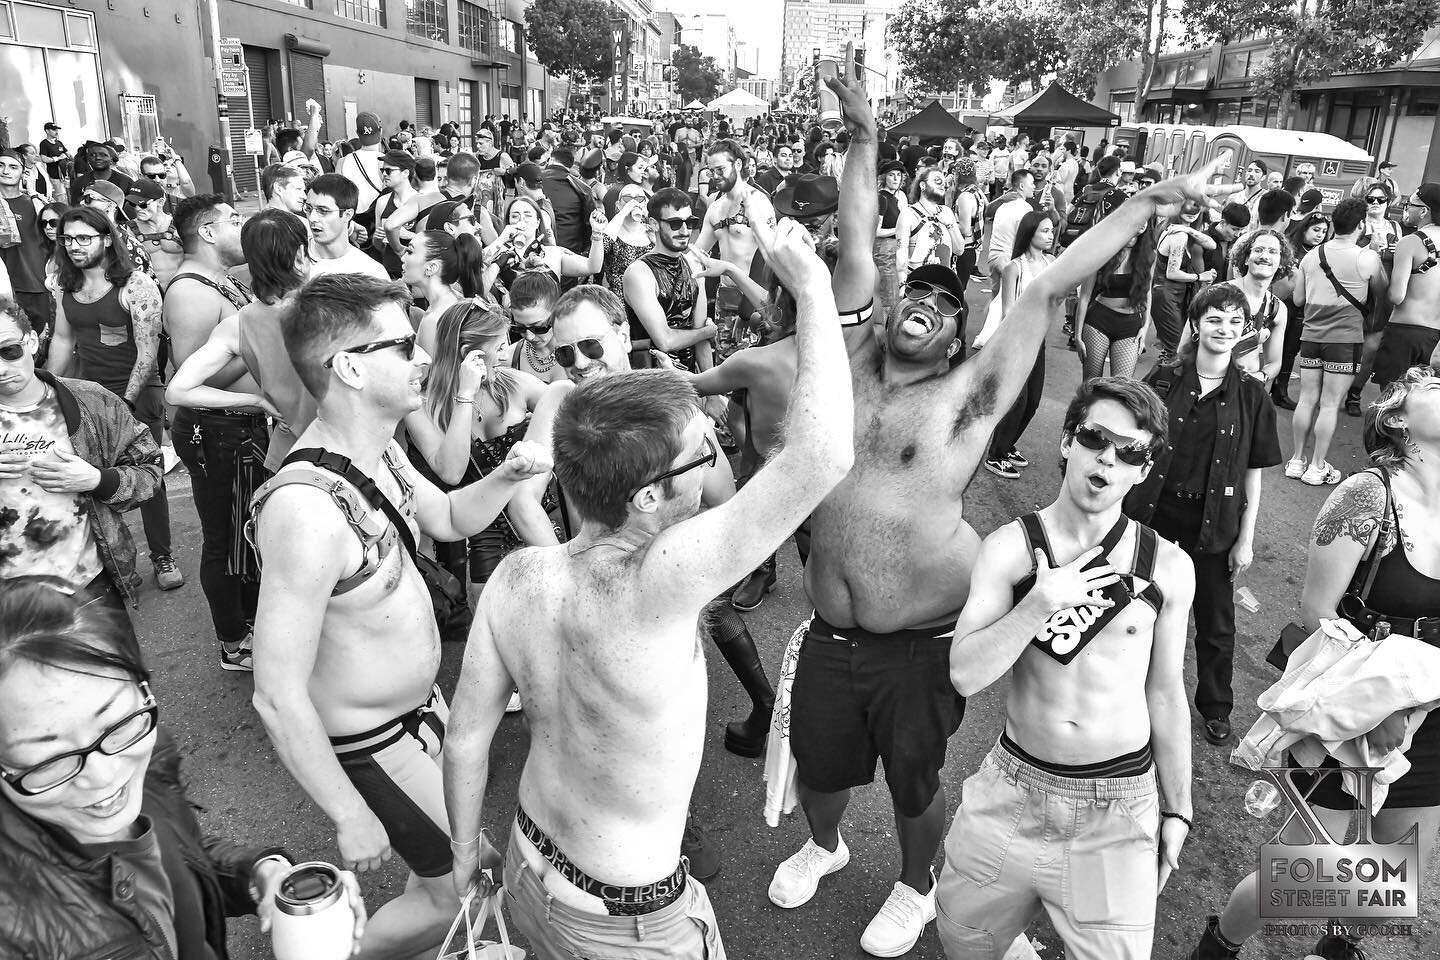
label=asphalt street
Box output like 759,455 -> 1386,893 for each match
129,284 -> 1438,960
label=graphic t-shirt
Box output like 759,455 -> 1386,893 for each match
0,386 -> 103,590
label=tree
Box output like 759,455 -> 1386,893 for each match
1189,0 -> 1440,126
889,0 -> 1067,95
672,44 -> 724,104
526,0 -> 616,109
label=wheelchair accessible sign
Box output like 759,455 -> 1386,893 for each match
1258,766 -> 1418,918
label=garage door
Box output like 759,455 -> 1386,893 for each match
414,79 -> 435,129
225,46 -> 273,195
289,51 -> 327,141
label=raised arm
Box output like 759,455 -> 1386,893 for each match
641,221 -> 853,605
828,65 -> 879,314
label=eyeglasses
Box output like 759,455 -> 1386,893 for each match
1071,423 -> 1156,466
657,216 -> 702,230
901,280 -> 963,318
1365,196 -> 1389,205
449,214 -> 478,228
323,333 -> 417,369
628,435 -> 718,500
59,234 -> 102,247
0,338 -> 30,361
510,320 -> 553,340
553,337 -> 606,368
0,682 -> 158,796
202,213 -> 243,229
302,202 -> 343,217
145,172 -> 168,181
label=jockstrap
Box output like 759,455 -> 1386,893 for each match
1012,514 -> 1162,665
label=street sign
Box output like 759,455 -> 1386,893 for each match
1322,159 -> 1341,177
219,38 -> 249,99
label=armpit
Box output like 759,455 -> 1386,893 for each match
953,370 -> 1000,437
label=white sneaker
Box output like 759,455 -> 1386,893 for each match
1301,462 -> 1342,485
768,836 -> 850,908
860,871 -> 937,957
505,692 -> 522,713
1284,458 -> 1306,479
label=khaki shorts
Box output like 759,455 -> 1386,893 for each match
503,834 -> 726,960
935,741 -> 1160,960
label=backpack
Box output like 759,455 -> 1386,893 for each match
1060,183 -> 1113,249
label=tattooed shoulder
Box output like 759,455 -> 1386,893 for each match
1312,472 -> 1386,548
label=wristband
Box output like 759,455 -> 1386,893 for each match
248,854 -> 292,904
453,396 -> 474,404
1160,810 -> 1193,830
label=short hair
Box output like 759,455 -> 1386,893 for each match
706,138 -> 747,167
1062,377 -> 1168,450
1095,155 -> 1122,179
308,173 -> 359,212
446,151 -> 479,183
509,270 -> 560,312
552,370 -> 702,530
414,157 -> 438,184
52,207 -> 134,293
1010,168 -> 1035,189
0,577 -> 146,692
139,155 -> 166,172
551,145 -> 575,168
1231,227 -> 1292,279
261,163 -> 303,201
242,209 -> 311,305
1332,196 -> 1367,235
1248,158 -> 1269,175
282,273 -> 412,399
552,283 -> 626,331
0,295 -> 33,335
647,187 -> 691,220
1363,181 -> 1393,202
1187,281 -> 1249,325
1220,202 -> 1251,229
1257,189 -> 1295,225
275,127 -> 303,155
171,194 -> 226,253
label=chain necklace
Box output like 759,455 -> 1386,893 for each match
524,339 -> 556,372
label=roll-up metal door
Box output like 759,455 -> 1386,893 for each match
414,79 -> 434,129
289,51 -> 327,141
227,47 -> 273,195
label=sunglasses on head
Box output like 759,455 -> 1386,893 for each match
1,338 -> 29,361
323,333 -> 417,369
553,337 -> 606,368
1071,423 -> 1155,466
901,280 -> 963,318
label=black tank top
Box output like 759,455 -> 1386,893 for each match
63,283 -> 135,395
1362,492 -> 1440,625
625,252 -> 698,369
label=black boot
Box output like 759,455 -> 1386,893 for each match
731,553 -> 777,612
1270,381 -> 1297,410
1188,914 -> 1241,960
709,604 -> 775,758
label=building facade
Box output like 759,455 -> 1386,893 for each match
1092,29 -> 1440,190
0,0 -> 556,198
781,0 -> 897,90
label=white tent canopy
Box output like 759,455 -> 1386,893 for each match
684,99 -> 706,110
706,88 -> 769,119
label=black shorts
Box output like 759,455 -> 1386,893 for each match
1297,340 -> 1363,375
790,614 -> 965,817
1371,323 -> 1440,387
1085,300 -> 1143,340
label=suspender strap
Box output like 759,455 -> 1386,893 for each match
283,447 -> 420,564
1352,468 -> 1394,601
1317,244 -> 1369,315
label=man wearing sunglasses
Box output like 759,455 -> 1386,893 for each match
941,377 -> 1194,959
249,273 -> 550,958
445,219 -> 852,960
694,139 -> 777,340
1376,183 -> 1440,389
0,297 -> 162,621
623,187 -> 718,371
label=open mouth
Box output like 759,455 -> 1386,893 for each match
82,783 -> 129,817
901,309 -> 938,337
1086,473 -> 1110,492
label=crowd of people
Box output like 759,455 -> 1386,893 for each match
3,58 -> 1440,960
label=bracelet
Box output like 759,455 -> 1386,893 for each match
1161,811 -> 1193,830
452,396 -> 474,404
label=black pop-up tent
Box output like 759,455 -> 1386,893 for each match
887,101 -> 974,140
991,82 -> 1121,128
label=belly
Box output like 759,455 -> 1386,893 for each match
806,476 -> 980,632
1391,292 -> 1440,330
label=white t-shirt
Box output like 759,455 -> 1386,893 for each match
989,198 -> 1032,266
338,149 -> 384,214
309,246 -> 390,280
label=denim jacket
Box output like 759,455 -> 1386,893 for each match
37,370 -> 162,605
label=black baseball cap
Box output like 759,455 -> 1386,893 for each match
126,179 -> 166,203
906,263 -> 966,307
514,162 -> 544,187
44,121 -> 60,131
1415,183 -> 1440,222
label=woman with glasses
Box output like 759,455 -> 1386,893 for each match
1359,182 -> 1402,262
484,197 -> 605,302
0,577 -> 367,958
1073,195 -> 1156,380
1271,211 -> 1332,409
506,270 -> 565,384
599,183 -> 653,297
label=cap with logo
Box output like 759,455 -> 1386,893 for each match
126,179 -> 166,204
1379,160 -> 1398,171
356,111 -> 383,147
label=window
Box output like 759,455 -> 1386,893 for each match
457,80 -> 474,139
457,1 -> 490,54
406,0 -> 449,44
271,0 -> 312,6
336,0 -> 385,27
1109,96 -> 1135,124
497,18 -> 516,52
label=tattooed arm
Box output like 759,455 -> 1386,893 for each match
121,272 -> 164,405
1300,470 -> 1392,631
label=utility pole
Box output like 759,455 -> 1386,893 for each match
201,0 -> 237,203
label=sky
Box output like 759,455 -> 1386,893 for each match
654,0 -> 786,77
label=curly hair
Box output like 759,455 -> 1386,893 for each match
1230,227 -> 1295,283
1365,366 -> 1438,472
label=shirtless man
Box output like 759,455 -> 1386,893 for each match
161,195 -> 261,670
443,223 -> 852,959
693,138 -> 777,347
766,71 -> 1233,958
938,377 -> 1194,959
247,273 -> 549,959
1375,183 -> 1440,388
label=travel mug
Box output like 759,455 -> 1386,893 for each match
269,862 -> 355,960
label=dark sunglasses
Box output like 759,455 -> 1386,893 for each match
901,280 -> 963,318
40,218 -> 59,228
323,333 -> 417,369
145,172 -> 168,181
553,337 -> 606,368
1,339 -> 29,361
510,320 -> 553,339
1071,423 -> 1155,466
0,682 -> 158,796
1365,196 -> 1389,205
628,435 -> 718,499
657,216 -> 702,230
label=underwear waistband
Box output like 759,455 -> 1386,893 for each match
514,806 -> 687,915
992,735 -> 1155,801
1000,729 -> 1153,780
174,406 -> 268,424
330,686 -> 442,757
810,611 -> 955,645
